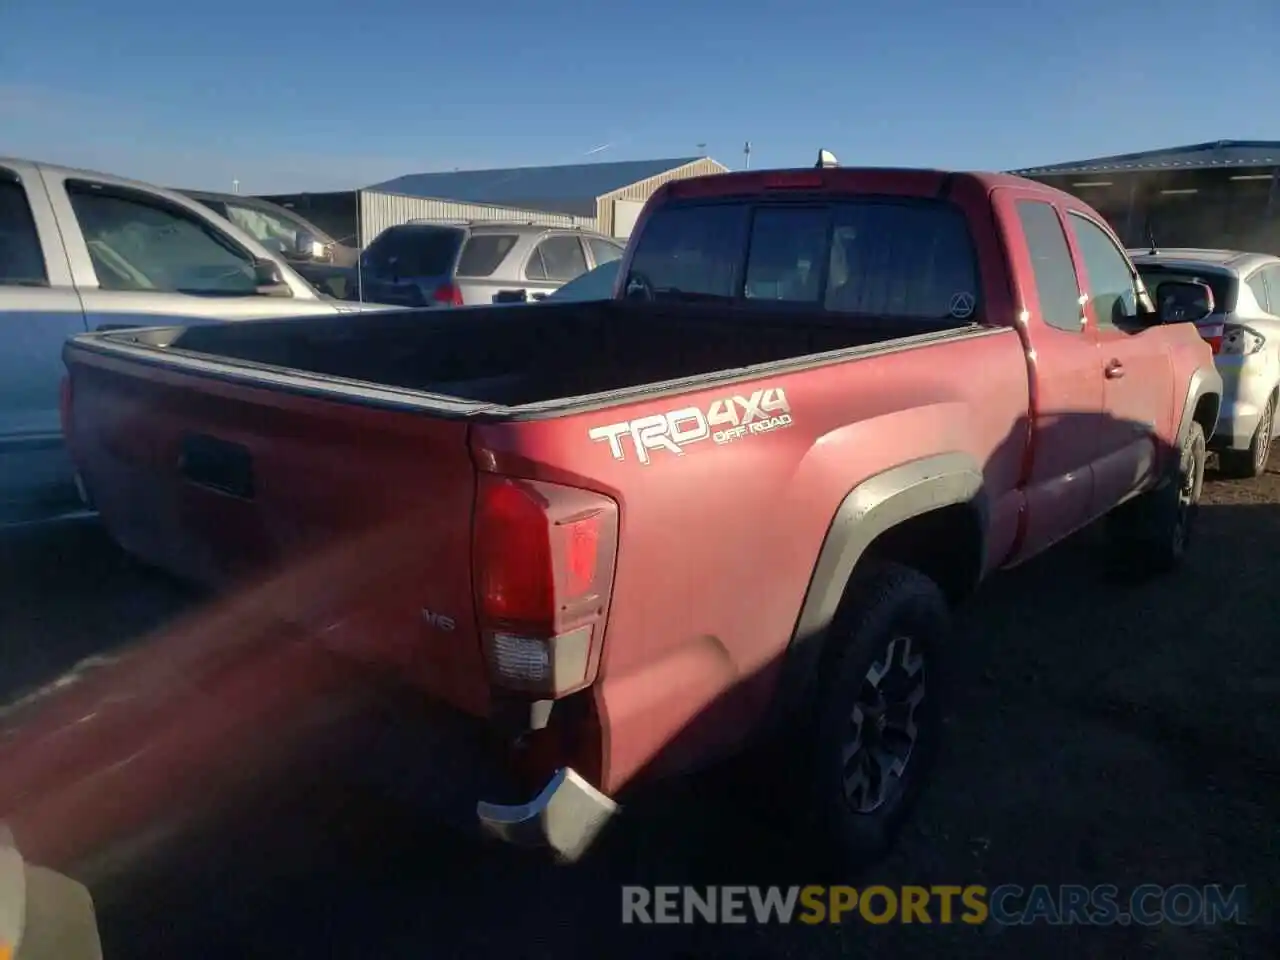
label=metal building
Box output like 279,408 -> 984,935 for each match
257,189 -> 595,250
1012,140 -> 1280,254
261,155 -> 728,249
366,155 -> 729,240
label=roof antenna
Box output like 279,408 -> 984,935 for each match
1145,219 -> 1159,256
816,148 -> 840,169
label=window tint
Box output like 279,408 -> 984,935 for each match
1016,201 -> 1080,332
587,238 -> 624,266
1245,272 -> 1270,313
457,234 -> 518,277
363,225 -> 463,279
1069,213 -> 1138,327
225,203 -> 305,256
825,201 -> 978,319
625,203 -> 745,299
0,177 -> 48,286
744,207 -> 829,302
67,182 -> 257,295
529,235 -> 587,282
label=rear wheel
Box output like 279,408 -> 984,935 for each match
808,563 -> 948,870
1219,392 -> 1275,479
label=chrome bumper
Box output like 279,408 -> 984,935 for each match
476,767 -> 618,862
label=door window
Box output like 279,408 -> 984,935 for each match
1069,214 -> 1139,328
1016,201 -> 1081,333
0,176 -> 48,286
67,182 -> 259,295
527,235 -> 588,282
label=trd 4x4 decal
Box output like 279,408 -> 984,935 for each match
588,387 -> 793,464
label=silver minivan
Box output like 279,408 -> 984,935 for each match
355,221 -> 626,307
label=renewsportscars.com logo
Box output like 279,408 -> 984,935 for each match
621,883 -> 1249,927
588,387 -> 793,464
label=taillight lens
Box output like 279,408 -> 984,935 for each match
1220,323 -> 1266,357
1197,320 -> 1225,354
473,474 -> 619,696
433,282 -> 464,306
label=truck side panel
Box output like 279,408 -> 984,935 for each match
470,326 -> 1032,793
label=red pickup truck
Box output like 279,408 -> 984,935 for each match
47,166 -> 1221,871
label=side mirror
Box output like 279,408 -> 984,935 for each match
252,258 -> 293,297
493,289 -> 529,304
1156,280 -> 1215,325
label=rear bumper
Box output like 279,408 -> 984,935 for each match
477,767 -> 618,862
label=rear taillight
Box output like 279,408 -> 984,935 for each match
1197,320 -> 1225,354
1220,323 -> 1266,357
473,474 -> 619,696
433,282 -> 464,306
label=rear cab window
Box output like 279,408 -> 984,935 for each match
363,225 -> 464,279
0,172 -> 49,287
624,197 -> 982,323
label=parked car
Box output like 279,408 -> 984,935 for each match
0,156 -> 391,525
180,189 -> 359,300
47,165 -> 1220,875
356,220 -> 625,307
1131,247 -> 1280,477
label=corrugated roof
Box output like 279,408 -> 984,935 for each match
366,157 -> 704,209
1012,140 -> 1280,177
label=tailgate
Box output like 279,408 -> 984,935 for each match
62,346 -> 491,716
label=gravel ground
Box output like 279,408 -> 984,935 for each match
2,454 -> 1278,959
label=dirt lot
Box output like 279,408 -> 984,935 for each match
2,457 -> 1278,959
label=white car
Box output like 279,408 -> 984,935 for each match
1133,248 -> 1280,477
0,156 -> 393,525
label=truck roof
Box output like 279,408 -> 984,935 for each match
652,166 -> 1079,205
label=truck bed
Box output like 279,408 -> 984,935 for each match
104,300 -> 974,409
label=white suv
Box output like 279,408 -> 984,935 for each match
1133,248 -> 1280,477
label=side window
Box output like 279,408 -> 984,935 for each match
67,182 -> 258,295
529,235 -> 587,282
745,207 -> 829,302
0,175 -> 49,286
457,234 -> 518,277
1069,213 -> 1139,327
587,238 -> 624,266
1261,267 -> 1280,315
1244,271 -> 1270,313
225,203 -> 304,256
1016,200 -> 1080,333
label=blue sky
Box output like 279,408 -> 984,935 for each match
4,0 -> 1277,194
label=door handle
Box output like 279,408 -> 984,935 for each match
1105,359 -> 1125,379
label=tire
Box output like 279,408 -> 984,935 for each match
1219,392 -> 1276,479
1107,422 -> 1206,573
808,562 -> 949,872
